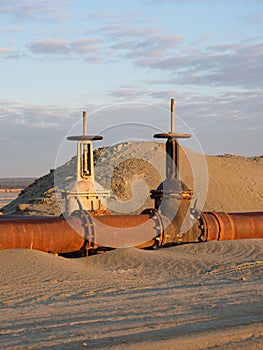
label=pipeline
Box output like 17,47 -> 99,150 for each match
199,211 -> 263,241
0,211 -> 163,254
0,210 -> 262,254
0,215 -> 85,254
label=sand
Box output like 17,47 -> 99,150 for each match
1,240 -> 262,349
1,144 -> 263,348
2,143 -> 263,216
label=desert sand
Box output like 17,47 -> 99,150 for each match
1,240 -> 262,349
0,143 -> 263,349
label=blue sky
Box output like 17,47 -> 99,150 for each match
0,0 -> 262,177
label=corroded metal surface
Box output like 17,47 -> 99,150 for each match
153,133 -> 192,139
67,135 -> 103,141
0,211 -> 162,253
0,211 -> 262,254
200,212 -> 263,241
95,213 -> 161,248
71,210 -> 162,249
0,216 -> 85,254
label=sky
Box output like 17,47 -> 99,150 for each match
0,0 -> 262,177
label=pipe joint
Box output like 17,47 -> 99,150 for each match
70,210 -> 96,251
141,208 -> 164,248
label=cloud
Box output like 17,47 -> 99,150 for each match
100,24 -> 159,38
0,26 -> 24,32
0,0 -> 71,22
108,86 -> 152,100
28,37 -> 100,57
28,39 -> 70,55
0,99 -> 76,129
107,86 -> 262,127
26,19 -> 183,62
87,12 -> 119,21
113,33 -> 183,60
149,89 -> 263,156
0,47 -> 21,59
70,38 -> 100,54
142,41 -> 263,90
98,21 -> 184,63
0,47 -> 16,53
0,99 -> 78,176
106,86 -> 262,156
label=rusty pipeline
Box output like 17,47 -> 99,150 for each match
199,211 -> 263,241
1,210 -> 262,255
89,210 -> 163,249
0,215 -> 85,254
0,210 -> 163,254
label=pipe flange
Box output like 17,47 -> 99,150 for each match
141,208 -> 164,248
71,210 -> 96,251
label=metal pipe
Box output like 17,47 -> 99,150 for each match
0,211 -> 262,254
90,213 -> 161,249
0,211 -> 162,253
0,216 -> 85,254
199,211 -> 263,241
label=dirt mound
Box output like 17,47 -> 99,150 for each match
1,142 -> 263,215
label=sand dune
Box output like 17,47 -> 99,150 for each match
1,240 -> 262,349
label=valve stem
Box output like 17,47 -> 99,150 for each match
171,98 -> 175,133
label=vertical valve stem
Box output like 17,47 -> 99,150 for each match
82,111 -> 88,174
83,111 -> 87,136
171,98 -> 175,133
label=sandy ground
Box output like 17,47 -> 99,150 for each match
1,239 -> 262,349
1,145 -> 262,348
